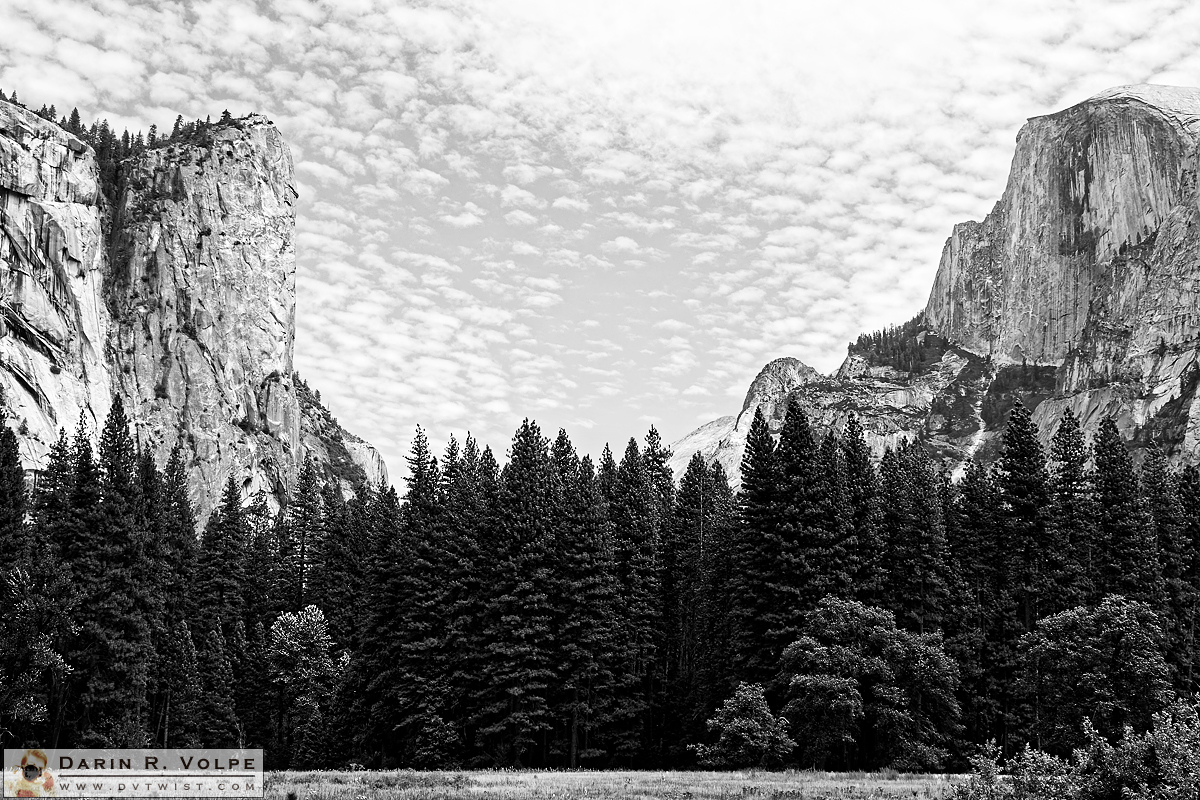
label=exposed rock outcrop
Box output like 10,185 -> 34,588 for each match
0,99 -> 386,520
674,85 -> 1200,483
669,357 -> 819,489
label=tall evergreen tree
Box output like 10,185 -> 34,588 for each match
196,628 -> 240,748
471,420 -> 558,766
196,477 -> 249,637
992,400 -> 1050,630
605,437 -> 660,763
0,423 -> 28,561
1092,417 -> 1163,606
667,453 -> 737,759
286,460 -> 323,611
878,441 -> 950,636
1142,451 -> 1194,689
841,414 -> 883,603
1045,409 -> 1096,610
730,408 -> 779,684
156,621 -> 203,747
943,461 -> 1012,748
553,446 -> 620,767
1176,465 -> 1200,695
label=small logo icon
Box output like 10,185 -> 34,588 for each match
4,749 -> 56,797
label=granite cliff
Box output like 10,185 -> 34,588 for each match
673,85 -> 1200,484
0,99 -> 386,520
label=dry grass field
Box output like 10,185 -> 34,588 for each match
266,769 -> 963,799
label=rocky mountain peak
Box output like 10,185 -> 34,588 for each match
734,357 -> 820,424
0,98 -> 386,520
675,84 -> 1200,485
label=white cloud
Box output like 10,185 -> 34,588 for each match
552,196 -> 589,211
6,0 -> 1190,473
504,209 -> 539,226
440,212 -> 484,228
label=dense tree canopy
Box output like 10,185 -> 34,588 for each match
0,387 -> 1193,771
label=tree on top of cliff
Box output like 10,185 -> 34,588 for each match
848,312 -> 949,374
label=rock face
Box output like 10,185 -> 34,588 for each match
0,100 -> 386,520
669,358 -> 820,489
674,85 -> 1200,483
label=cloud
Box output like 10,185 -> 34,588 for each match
602,236 -> 640,253
440,212 -> 484,228
6,0 -> 1192,474
504,209 -> 539,226
552,196 -> 589,211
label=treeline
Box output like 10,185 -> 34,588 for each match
849,312 -> 949,373
1,87 -> 236,203
1,393 -> 1197,771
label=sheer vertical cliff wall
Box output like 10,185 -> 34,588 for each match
0,100 -> 386,520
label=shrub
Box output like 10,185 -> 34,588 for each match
951,701 -> 1200,800
689,682 -> 795,768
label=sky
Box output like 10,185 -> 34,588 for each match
3,0 -> 1200,478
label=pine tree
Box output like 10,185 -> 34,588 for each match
695,462 -> 738,730
1045,409 -> 1096,610
308,479 -> 366,652
196,477 -> 249,636
878,441 -> 950,636
33,430 -> 73,549
597,444 -> 618,507
59,419 -> 114,744
1092,417 -> 1163,605
157,621 -> 203,747
553,446 -> 620,767
666,453 -> 736,759
729,408 -> 779,684
841,414 -> 883,603
384,430 -> 462,767
606,436 -> 661,763
642,425 -> 675,545
0,424 -> 28,562
943,461 -> 1011,747
816,430 -> 854,597
286,460 -> 323,610
439,434 -> 491,761
161,445 -> 198,618
92,396 -> 156,746
1176,465 -> 1200,694
992,400 -> 1050,630
472,420 -> 558,766
1142,451 -> 1193,689
196,628 -> 241,747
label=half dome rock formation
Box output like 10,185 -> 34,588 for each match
0,99 -> 386,520
674,84 -> 1200,483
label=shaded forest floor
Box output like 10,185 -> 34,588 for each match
266,769 -> 962,799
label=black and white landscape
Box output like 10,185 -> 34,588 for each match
3,2 -> 1200,796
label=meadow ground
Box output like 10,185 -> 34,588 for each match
266,769 -> 964,799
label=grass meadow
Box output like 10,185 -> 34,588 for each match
265,769 -> 963,799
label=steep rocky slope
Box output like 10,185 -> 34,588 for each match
0,100 -> 386,519
674,85 -> 1200,483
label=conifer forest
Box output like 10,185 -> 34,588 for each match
2,384 -> 1197,774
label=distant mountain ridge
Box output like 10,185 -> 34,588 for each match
673,84 -> 1200,485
